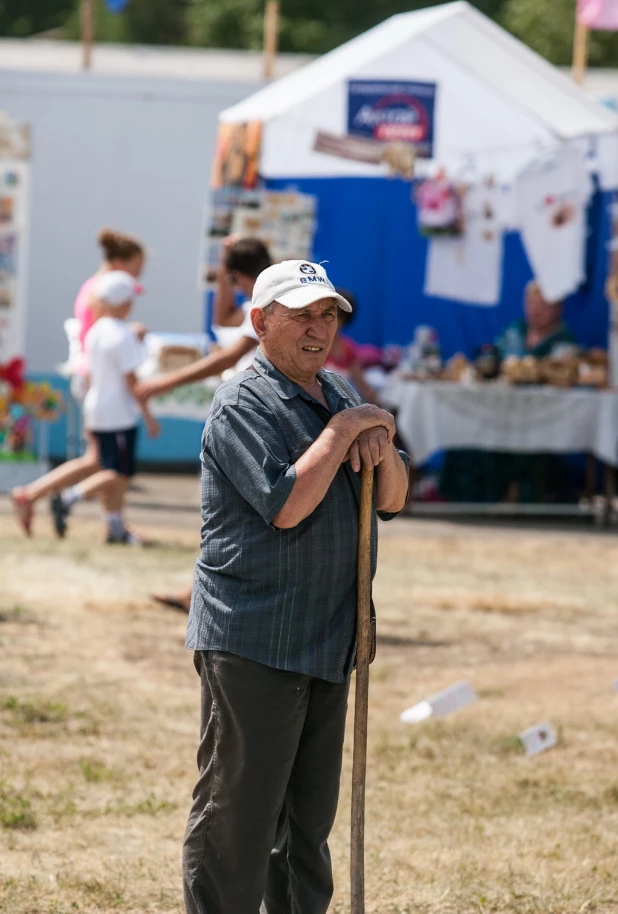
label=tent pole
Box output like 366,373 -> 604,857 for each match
572,18 -> 589,85
81,0 -> 94,71
263,0 -> 280,82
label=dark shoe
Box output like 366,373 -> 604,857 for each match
106,529 -> 146,547
50,493 -> 70,539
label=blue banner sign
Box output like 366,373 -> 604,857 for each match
347,79 -> 437,158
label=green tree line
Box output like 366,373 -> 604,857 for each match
1,0 -> 617,66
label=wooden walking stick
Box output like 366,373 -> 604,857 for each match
351,465 -> 374,914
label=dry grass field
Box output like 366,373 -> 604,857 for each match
1,476 -> 618,913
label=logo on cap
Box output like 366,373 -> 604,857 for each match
299,263 -> 316,275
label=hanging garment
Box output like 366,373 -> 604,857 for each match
515,149 -> 593,304
424,178 -> 504,306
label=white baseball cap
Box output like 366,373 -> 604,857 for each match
94,270 -> 143,307
251,261 -> 352,313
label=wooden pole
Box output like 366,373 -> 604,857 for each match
263,0 -> 280,82
572,18 -> 589,86
82,0 -> 94,71
350,466 -> 374,914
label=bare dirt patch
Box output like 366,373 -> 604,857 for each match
1,481 -> 618,913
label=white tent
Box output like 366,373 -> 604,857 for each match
220,0 -> 618,187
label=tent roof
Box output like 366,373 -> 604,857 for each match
221,1 -> 618,139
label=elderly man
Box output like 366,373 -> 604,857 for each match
183,260 -> 410,914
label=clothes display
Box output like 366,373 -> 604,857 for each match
424,178 -> 504,306
416,173 -> 463,236
515,150 -> 593,304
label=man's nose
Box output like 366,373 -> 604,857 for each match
306,317 -> 329,338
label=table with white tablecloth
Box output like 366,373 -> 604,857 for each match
381,379 -> 618,469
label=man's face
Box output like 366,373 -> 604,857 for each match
525,285 -> 561,334
252,299 -> 339,384
227,270 -> 255,299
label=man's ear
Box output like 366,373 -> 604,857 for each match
250,307 -> 266,339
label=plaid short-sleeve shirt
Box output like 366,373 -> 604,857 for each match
186,347 -> 410,683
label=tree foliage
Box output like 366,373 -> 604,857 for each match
186,0 -> 509,54
503,0 -> 618,67
0,0 -> 507,52
63,0 -> 190,46
2,0 -> 618,68
0,0 -> 73,37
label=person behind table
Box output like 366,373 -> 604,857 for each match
135,235 -> 272,611
10,228 -> 146,538
441,281 -> 579,504
55,270 -> 160,544
496,280 -> 577,360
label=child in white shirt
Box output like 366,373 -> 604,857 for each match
54,271 -> 159,544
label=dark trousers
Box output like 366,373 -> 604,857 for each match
182,651 -> 350,914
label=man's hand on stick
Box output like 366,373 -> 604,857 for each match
346,427 -> 389,472
333,404 -> 396,442
333,405 -> 396,472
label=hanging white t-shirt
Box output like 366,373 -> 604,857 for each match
424,181 -> 504,306
515,149 -> 593,303
84,316 -> 145,432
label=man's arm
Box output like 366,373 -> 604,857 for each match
135,337 -> 257,402
125,371 -> 160,438
374,439 -> 409,513
272,406 -> 396,529
341,427 -> 409,515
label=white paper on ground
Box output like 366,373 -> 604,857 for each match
400,680 -> 477,724
519,721 -> 557,757
400,700 -> 433,723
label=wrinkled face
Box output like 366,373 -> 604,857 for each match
252,298 -> 339,384
525,284 -> 561,334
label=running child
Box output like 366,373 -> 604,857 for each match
11,228 -> 146,536
54,270 -> 159,544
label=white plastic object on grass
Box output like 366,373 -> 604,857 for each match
519,721 -> 557,757
400,680 -> 477,724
